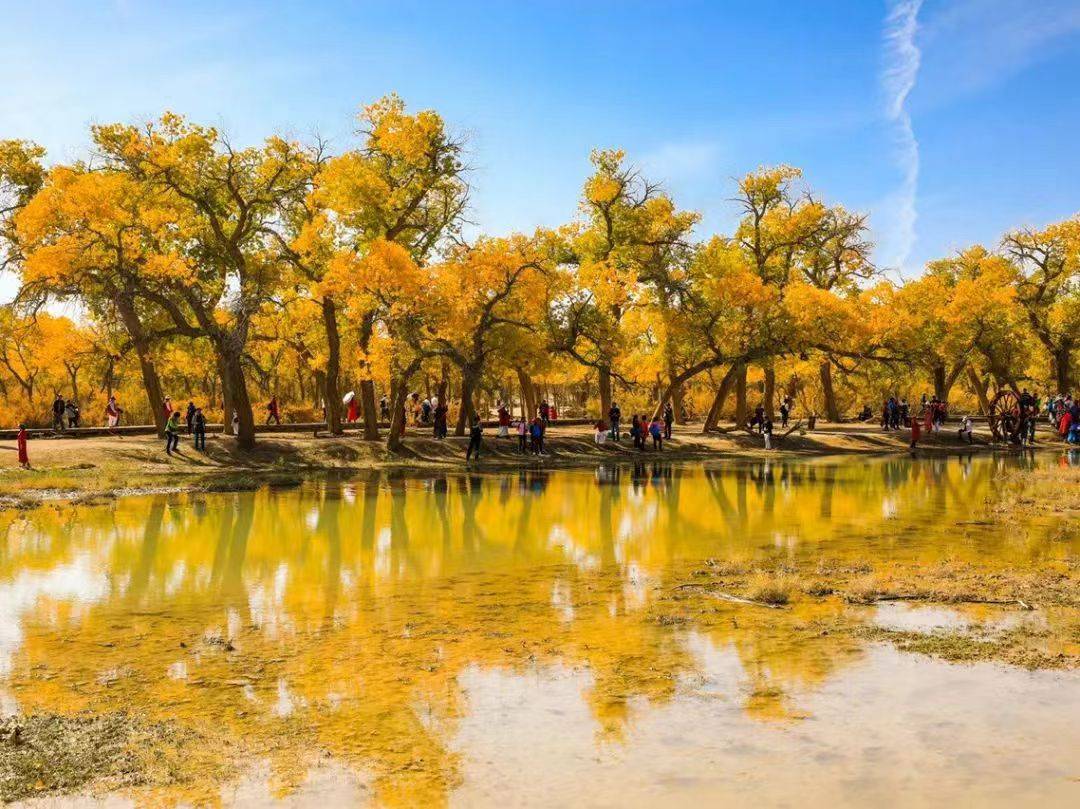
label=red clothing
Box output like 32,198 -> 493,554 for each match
347,399 -> 359,422
17,429 -> 28,465
498,408 -> 510,427
911,420 -> 921,442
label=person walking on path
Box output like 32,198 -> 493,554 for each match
516,418 -> 528,453
165,410 -> 181,455
162,397 -> 173,425
52,394 -> 65,431
16,424 -> 30,469
497,404 -> 511,438
762,416 -> 774,450
779,399 -> 789,428
910,414 -> 921,451
466,415 -> 484,461
266,396 -> 281,425
193,407 -> 207,452
106,396 -> 123,433
663,403 -> 674,440
530,417 -> 544,455
609,403 -> 622,442
186,401 -> 196,434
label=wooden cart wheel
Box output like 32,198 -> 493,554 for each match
988,390 -> 1021,443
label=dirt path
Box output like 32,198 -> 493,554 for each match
0,420 -> 1065,506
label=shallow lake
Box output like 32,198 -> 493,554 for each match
2,453 -> 1078,806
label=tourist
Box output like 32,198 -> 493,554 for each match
899,398 -> 910,427
594,420 -> 608,445
162,396 -> 173,425
958,415 -> 973,444
910,412 -> 921,451
165,410 -> 181,455
266,396 -> 281,425
64,399 -> 80,428
779,399 -> 789,428
231,409 -> 239,434
434,399 -> 448,439
629,415 -> 641,450
530,417 -> 544,455
750,404 -> 764,433
608,402 -> 621,442
516,418 -> 528,453
649,417 -> 663,451
762,416 -> 773,450
193,407 -> 207,451
52,394 -> 65,431
106,396 -> 122,431
466,414 -> 483,461
497,403 -> 511,438
347,395 -> 360,423
539,399 -> 550,428
16,423 -> 29,469
421,397 -> 432,424
379,395 -> 390,421
663,402 -> 674,439
186,401 -> 196,433
549,404 -> 558,422
923,401 -> 933,434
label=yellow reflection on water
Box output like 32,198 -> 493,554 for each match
0,455 -> 1077,806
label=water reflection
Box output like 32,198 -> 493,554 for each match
0,455 -> 1077,805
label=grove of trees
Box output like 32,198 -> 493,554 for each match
0,97 -> 1077,448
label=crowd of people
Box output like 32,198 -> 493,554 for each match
12,383 -> 1080,469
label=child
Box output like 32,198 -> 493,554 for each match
649,418 -> 663,451
516,419 -> 528,453
910,414 -> 921,450
16,424 -> 29,468
958,415 -> 973,444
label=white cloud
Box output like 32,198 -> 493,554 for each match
879,0 -> 923,274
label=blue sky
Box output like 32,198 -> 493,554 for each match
2,0 -> 1078,298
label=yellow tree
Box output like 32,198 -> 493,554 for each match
424,234 -> 552,433
316,95 -> 468,438
1001,219 -> 1080,393
93,114 -> 317,448
15,166 -> 187,432
554,149 -> 697,418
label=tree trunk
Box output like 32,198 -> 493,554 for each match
386,359 -> 422,452
598,365 -> 612,420
358,311 -> 379,439
819,360 -> 840,422
763,366 -> 776,420
967,366 -> 991,415
322,297 -> 343,435
455,371 -> 477,436
517,368 -> 535,420
1052,346 -> 1073,394
703,365 -> 738,432
359,380 -> 379,439
734,365 -> 748,426
219,356 -> 235,436
932,363 -> 947,401
115,297 -> 166,435
219,344 -> 256,449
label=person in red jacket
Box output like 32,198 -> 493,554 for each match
16,424 -> 30,468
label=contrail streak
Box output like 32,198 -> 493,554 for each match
882,0 -> 922,272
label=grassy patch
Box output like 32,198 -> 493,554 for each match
0,712 -> 222,802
